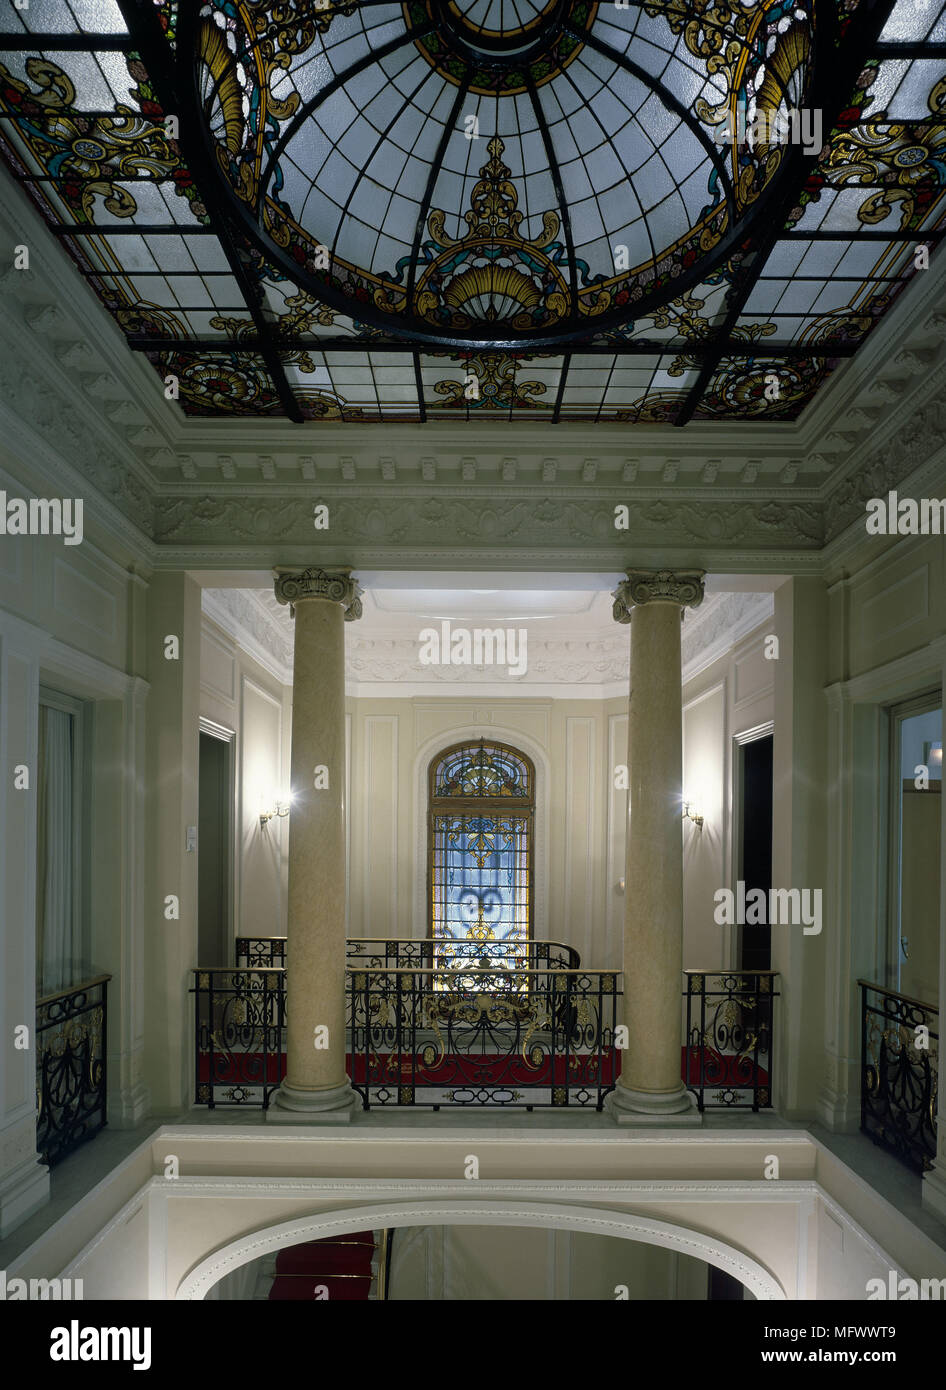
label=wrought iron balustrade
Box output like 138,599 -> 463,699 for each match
684,970 -> 778,1111
192,963 -> 618,1109
348,965 -> 620,1109
36,973 -> 110,1166
235,936 -> 581,971
192,967 -> 286,1108
859,979 -> 939,1173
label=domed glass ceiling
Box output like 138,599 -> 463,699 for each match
192,0 -> 815,342
0,0 -> 944,422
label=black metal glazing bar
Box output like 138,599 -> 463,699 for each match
412,350 -> 427,421
551,351 -> 570,422
672,0 -> 899,425
525,71 -> 578,318
404,76 -> 470,325
115,0 -> 304,421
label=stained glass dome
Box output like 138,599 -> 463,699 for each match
196,0 -> 819,344
1,0 -> 944,421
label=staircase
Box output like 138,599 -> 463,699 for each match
255,1230 -> 391,1300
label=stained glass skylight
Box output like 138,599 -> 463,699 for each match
0,0 -> 943,422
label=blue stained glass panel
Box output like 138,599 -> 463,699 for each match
430,813 -> 531,984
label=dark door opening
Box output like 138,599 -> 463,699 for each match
198,731 -> 231,965
708,1265 -> 746,1300
739,734 -> 773,971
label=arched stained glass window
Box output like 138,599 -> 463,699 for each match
428,739 -> 534,986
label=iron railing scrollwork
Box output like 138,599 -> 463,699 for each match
191,967 -> 286,1108
859,979 -> 938,1173
684,970 -> 778,1111
36,974 -> 110,1166
191,960 -> 617,1109
348,965 -> 620,1109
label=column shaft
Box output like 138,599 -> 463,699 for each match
624,601 -> 686,1097
284,598 -> 347,1097
607,569 -> 703,1122
270,567 -> 362,1119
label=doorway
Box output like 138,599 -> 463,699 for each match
888,696 -> 941,1005
736,730 -> 773,971
198,728 -> 233,966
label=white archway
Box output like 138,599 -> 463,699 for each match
175,1200 -> 787,1300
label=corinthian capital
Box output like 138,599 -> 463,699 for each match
273,566 -> 363,621
612,569 -> 705,623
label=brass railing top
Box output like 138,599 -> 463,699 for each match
857,979 -> 939,1015
237,934 -> 579,956
684,968 -> 780,975
36,972 -> 112,1008
348,965 -> 616,977
192,964 -> 618,979
193,965 -> 286,974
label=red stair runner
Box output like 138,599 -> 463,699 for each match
268,1233 -> 377,1301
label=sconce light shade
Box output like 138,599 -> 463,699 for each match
683,801 -> 704,830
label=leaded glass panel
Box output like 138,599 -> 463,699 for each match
429,740 -> 534,988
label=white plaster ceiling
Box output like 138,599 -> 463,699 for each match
201,582 -> 775,697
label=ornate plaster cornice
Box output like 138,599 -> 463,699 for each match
612,570 -> 706,621
273,567 -> 363,620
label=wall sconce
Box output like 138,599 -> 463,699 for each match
683,801 -> 704,830
259,792 -> 292,829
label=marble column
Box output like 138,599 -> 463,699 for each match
269,567 -> 362,1119
607,569 -> 705,1122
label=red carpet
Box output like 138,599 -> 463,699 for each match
268,1234 -> 377,1301
199,1047 -> 768,1092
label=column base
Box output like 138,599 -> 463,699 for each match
266,1079 -> 359,1124
605,1083 -> 702,1126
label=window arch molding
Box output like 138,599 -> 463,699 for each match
411,726 -> 550,946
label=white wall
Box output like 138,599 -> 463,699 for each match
822,527 -> 946,1221
0,479 -> 150,1234
345,697 -> 614,968
199,611 -> 292,945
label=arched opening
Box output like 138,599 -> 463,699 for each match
175,1201 -> 787,1301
